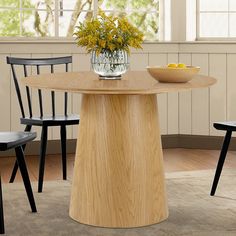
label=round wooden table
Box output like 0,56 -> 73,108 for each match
22,71 -> 216,228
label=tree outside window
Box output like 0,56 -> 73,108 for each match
0,0 -> 160,41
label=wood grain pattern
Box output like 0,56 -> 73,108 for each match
1,42 -> 236,140
20,71 -> 216,95
20,70 -> 216,228
146,66 -> 200,83
69,94 -> 168,227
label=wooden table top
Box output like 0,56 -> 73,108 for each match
21,71 -> 216,95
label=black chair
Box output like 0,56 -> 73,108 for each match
0,131 -> 37,234
210,122 -> 236,196
6,56 -> 80,193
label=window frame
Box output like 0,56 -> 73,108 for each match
0,0 -> 165,42
196,0 -> 236,41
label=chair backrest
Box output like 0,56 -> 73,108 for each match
6,56 -> 72,118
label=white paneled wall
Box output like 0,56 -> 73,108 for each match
178,53 -> 192,134
167,54 -> 178,134
0,54 -> 10,132
71,53 -> 90,139
209,54 -> 227,136
191,54 -> 209,135
0,42 -> 234,139
227,54 -> 236,134
149,53 -> 168,134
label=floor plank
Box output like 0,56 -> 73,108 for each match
0,148 -> 235,183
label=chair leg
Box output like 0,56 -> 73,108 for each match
9,125 -> 32,183
9,161 -> 18,183
210,130 -> 232,196
60,125 -> 67,180
15,146 -> 37,213
38,126 -> 48,193
0,177 -> 4,234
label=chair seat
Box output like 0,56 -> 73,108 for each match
0,132 -> 36,151
20,114 -> 80,126
214,121 -> 236,131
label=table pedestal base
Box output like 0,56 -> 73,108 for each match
69,94 -> 168,228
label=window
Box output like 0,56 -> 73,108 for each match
0,0 -> 163,41
99,0 -> 161,41
197,0 -> 236,39
0,0 -> 93,37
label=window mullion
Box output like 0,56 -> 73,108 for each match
20,0 -> 22,36
159,0 -> 164,40
55,0 -> 59,37
171,0 -> 187,41
94,0 -> 98,18
228,0 -> 230,37
196,0 -> 235,40
196,0 -> 200,39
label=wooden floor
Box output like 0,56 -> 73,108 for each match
1,148 -> 236,183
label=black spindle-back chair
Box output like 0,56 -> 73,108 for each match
6,56 -> 80,192
0,131 -> 37,234
210,122 -> 236,196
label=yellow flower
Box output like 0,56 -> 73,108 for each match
108,43 -> 116,51
107,34 -> 113,41
117,37 -> 123,44
99,39 -> 106,48
74,10 -> 144,54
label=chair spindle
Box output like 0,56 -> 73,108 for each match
11,65 -> 25,118
7,56 -> 78,192
24,65 -> 33,118
50,65 -> 55,117
64,63 -> 69,116
36,65 -> 43,117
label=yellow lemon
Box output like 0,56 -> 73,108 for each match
167,63 -> 177,68
177,63 -> 186,68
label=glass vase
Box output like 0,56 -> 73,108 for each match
91,49 -> 129,79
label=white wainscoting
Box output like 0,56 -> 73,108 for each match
0,41 -> 235,140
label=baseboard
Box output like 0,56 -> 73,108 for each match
161,134 -> 232,150
0,134 -> 233,157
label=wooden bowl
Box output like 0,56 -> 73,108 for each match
147,66 -> 200,83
